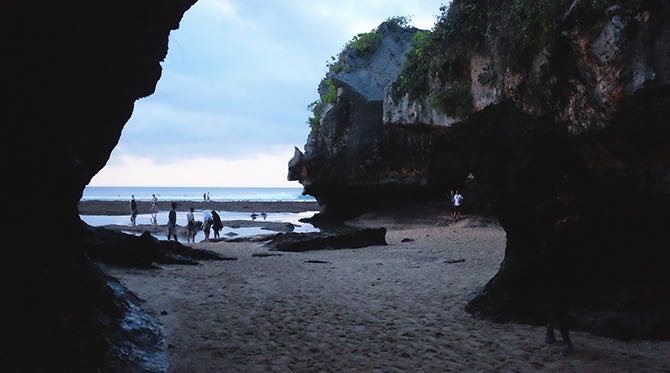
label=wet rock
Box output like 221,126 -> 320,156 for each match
221,220 -> 296,233
252,253 -> 284,258
266,228 -> 387,252
85,226 -> 228,268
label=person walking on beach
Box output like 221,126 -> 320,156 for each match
186,207 -> 196,243
203,193 -> 207,201
129,195 -> 138,226
211,210 -> 223,239
150,194 -> 159,225
167,202 -> 178,242
206,192 -> 211,201
202,209 -> 213,241
452,190 -> 464,220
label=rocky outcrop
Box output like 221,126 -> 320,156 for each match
266,228 -> 388,252
385,0 -> 670,340
383,76 -> 458,126
3,0 -> 196,370
289,20 -> 468,219
85,228 -> 231,268
291,0 -> 670,339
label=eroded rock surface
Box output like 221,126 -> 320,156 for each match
290,1 -> 670,339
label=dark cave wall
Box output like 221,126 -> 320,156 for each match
3,0 -> 196,370
5,0 -> 196,223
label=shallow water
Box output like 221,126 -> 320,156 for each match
82,186 -> 315,202
81,210 -> 319,241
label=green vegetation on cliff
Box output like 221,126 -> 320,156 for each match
393,0 -> 572,118
307,78 -> 337,133
327,16 -> 415,74
311,16 -> 416,132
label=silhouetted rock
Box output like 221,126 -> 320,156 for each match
4,1 -> 197,369
85,227 -> 229,268
266,228 -> 387,252
290,1 -> 670,340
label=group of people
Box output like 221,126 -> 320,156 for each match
194,209 -> 223,242
129,193 -> 160,226
129,195 -> 224,243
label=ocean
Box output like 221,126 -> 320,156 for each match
80,210 -> 319,241
83,186 -> 315,202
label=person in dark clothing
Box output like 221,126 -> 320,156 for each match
129,195 -> 138,226
167,202 -> 178,241
211,210 -> 223,239
537,189 -> 584,355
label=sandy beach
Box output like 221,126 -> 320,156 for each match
79,200 -> 320,215
106,209 -> 670,372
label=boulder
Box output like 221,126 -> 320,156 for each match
266,228 -> 387,252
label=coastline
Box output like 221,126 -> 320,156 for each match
79,200 -> 320,215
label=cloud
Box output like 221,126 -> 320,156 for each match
90,150 -> 301,187
101,0 -> 446,186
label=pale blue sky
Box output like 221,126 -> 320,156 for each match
91,0 -> 446,187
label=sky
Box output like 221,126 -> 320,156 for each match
90,0 -> 446,187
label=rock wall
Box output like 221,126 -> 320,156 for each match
399,0 -> 670,339
292,0 -> 670,338
289,20 -> 468,219
3,0 -> 196,370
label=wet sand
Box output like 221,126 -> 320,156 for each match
79,200 -> 319,215
106,210 -> 670,372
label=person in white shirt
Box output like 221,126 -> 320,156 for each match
452,190 -> 464,220
150,194 -> 159,225
202,209 -> 213,241
186,207 -> 196,243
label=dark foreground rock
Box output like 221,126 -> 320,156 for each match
101,220 -> 296,239
223,220 -> 297,232
266,228 -> 387,252
5,0 -> 198,369
85,226 -> 231,268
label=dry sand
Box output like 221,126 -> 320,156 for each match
106,211 -> 670,372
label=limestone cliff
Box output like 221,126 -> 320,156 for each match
3,1 -> 196,370
291,1 -> 670,339
289,19 -> 468,219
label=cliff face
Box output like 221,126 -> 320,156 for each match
393,0 -> 670,339
291,0 -> 670,338
3,0 -> 196,370
289,20 -> 469,219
